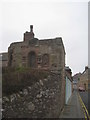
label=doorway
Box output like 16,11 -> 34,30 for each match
28,51 -> 37,68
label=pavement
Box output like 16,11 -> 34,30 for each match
59,90 -> 86,119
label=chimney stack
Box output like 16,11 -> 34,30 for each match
24,25 -> 34,41
30,25 -> 33,32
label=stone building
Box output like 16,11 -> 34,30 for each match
78,66 -> 89,91
8,25 -> 65,71
2,26 -> 66,118
73,72 -> 82,90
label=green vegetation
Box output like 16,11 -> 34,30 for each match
2,67 -> 49,96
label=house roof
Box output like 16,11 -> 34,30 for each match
65,70 -> 72,82
65,66 -> 72,82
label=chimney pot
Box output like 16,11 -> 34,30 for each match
30,25 -> 33,32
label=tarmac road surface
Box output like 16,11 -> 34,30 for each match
79,91 -> 90,115
59,90 -> 85,118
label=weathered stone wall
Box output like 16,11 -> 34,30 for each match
8,37 -> 65,71
2,71 -> 65,118
78,68 -> 88,91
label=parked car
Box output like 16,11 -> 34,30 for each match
78,87 -> 85,92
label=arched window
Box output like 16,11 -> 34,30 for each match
28,51 -> 37,68
42,54 -> 49,66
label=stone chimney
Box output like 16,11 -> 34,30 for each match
65,66 -> 72,76
24,25 -> 34,41
30,25 -> 33,32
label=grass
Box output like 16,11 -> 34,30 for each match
2,67 -> 49,96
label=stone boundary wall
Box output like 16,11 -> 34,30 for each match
2,71 -> 65,118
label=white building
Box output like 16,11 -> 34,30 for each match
65,67 -> 72,104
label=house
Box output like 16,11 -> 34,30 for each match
65,66 -> 72,104
78,66 -> 89,91
73,72 -> 82,90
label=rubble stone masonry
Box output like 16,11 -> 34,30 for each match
3,71 -> 65,118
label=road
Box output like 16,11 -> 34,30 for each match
79,91 -> 89,115
59,90 -> 85,118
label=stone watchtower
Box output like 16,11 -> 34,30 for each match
8,25 -> 65,72
7,25 -> 66,118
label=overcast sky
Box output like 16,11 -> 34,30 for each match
0,0 -> 88,75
